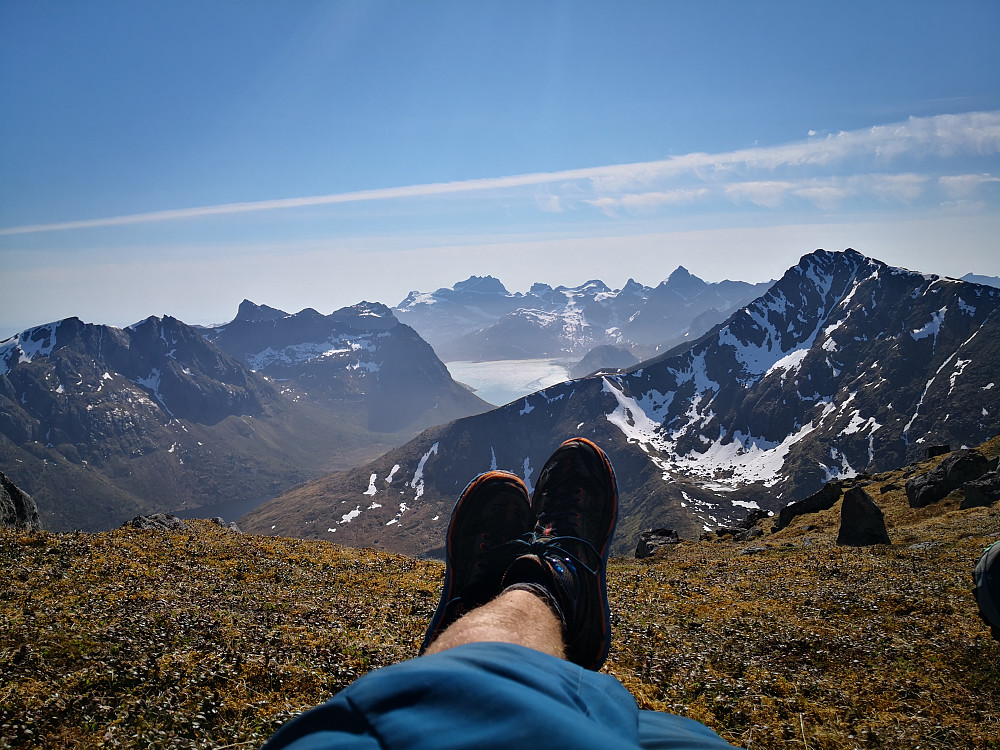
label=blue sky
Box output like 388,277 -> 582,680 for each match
2,1 -> 999,338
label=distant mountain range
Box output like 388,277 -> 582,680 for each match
961,272 -> 1000,288
4,251 -> 997,540
393,268 -> 774,362
0,303 -> 488,530
242,249 -> 1000,557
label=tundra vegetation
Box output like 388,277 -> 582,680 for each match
2,438 -> 999,749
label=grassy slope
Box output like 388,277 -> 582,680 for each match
2,442 -> 1000,749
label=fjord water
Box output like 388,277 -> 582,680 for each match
445,358 -> 573,407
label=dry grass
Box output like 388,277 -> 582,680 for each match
3,448 -> 1000,749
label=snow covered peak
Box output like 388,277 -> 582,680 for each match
0,320 -> 65,377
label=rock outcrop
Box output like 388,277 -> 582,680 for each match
906,449 -> 991,507
0,471 -> 41,531
837,487 -> 891,546
123,514 -> 189,532
960,471 -> 1000,509
774,482 -> 842,531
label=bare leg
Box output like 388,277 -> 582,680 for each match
423,589 -> 565,660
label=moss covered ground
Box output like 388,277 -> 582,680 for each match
3,447 -> 999,749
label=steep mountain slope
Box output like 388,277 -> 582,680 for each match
394,270 -> 772,362
203,301 -> 489,432
0,305 -> 489,531
243,249 -> 1000,557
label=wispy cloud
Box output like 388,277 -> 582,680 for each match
2,111 -> 998,236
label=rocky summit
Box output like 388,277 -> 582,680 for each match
244,249 -> 1000,557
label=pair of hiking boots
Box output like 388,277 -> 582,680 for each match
419,438 -> 618,671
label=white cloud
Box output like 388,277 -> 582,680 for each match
584,188 -> 710,215
792,186 -> 850,210
939,173 -> 1000,199
3,111 -> 998,236
724,181 -> 793,208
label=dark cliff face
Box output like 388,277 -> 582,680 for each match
245,250 -> 1000,557
0,470 -> 40,531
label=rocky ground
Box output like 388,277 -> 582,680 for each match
2,444 -> 999,749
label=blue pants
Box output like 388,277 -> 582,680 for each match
263,642 -> 738,750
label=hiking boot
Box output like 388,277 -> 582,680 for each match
420,471 -> 534,654
502,437 -> 618,670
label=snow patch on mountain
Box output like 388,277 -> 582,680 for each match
246,334 -> 376,370
0,322 -> 60,376
911,307 -> 947,344
133,369 -> 174,416
410,443 -> 439,499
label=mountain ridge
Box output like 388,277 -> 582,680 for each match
243,249 -> 1000,557
0,303 -> 489,531
393,269 -> 774,362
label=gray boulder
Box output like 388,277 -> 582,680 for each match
774,481 -> 842,531
906,449 -> 991,507
636,528 -> 680,559
123,513 -> 189,531
960,470 -> 1000,509
837,487 -> 891,546
0,470 -> 41,531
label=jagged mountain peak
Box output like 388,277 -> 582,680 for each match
450,275 -> 510,295
666,265 -> 694,281
329,301 -> 399,331
235,300 -> 289,323
655,266 -> 708,299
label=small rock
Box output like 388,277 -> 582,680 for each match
924,444 -> 951,460
635,528 -> 680,558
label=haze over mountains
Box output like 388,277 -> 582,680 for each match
242,249 -> 1000,557
393,268 -> 774,363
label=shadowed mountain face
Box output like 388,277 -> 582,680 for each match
0,304 -> 489,531
393,270 -> 773,362
244,249 -> 1000,557
202,301 -> 489,433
